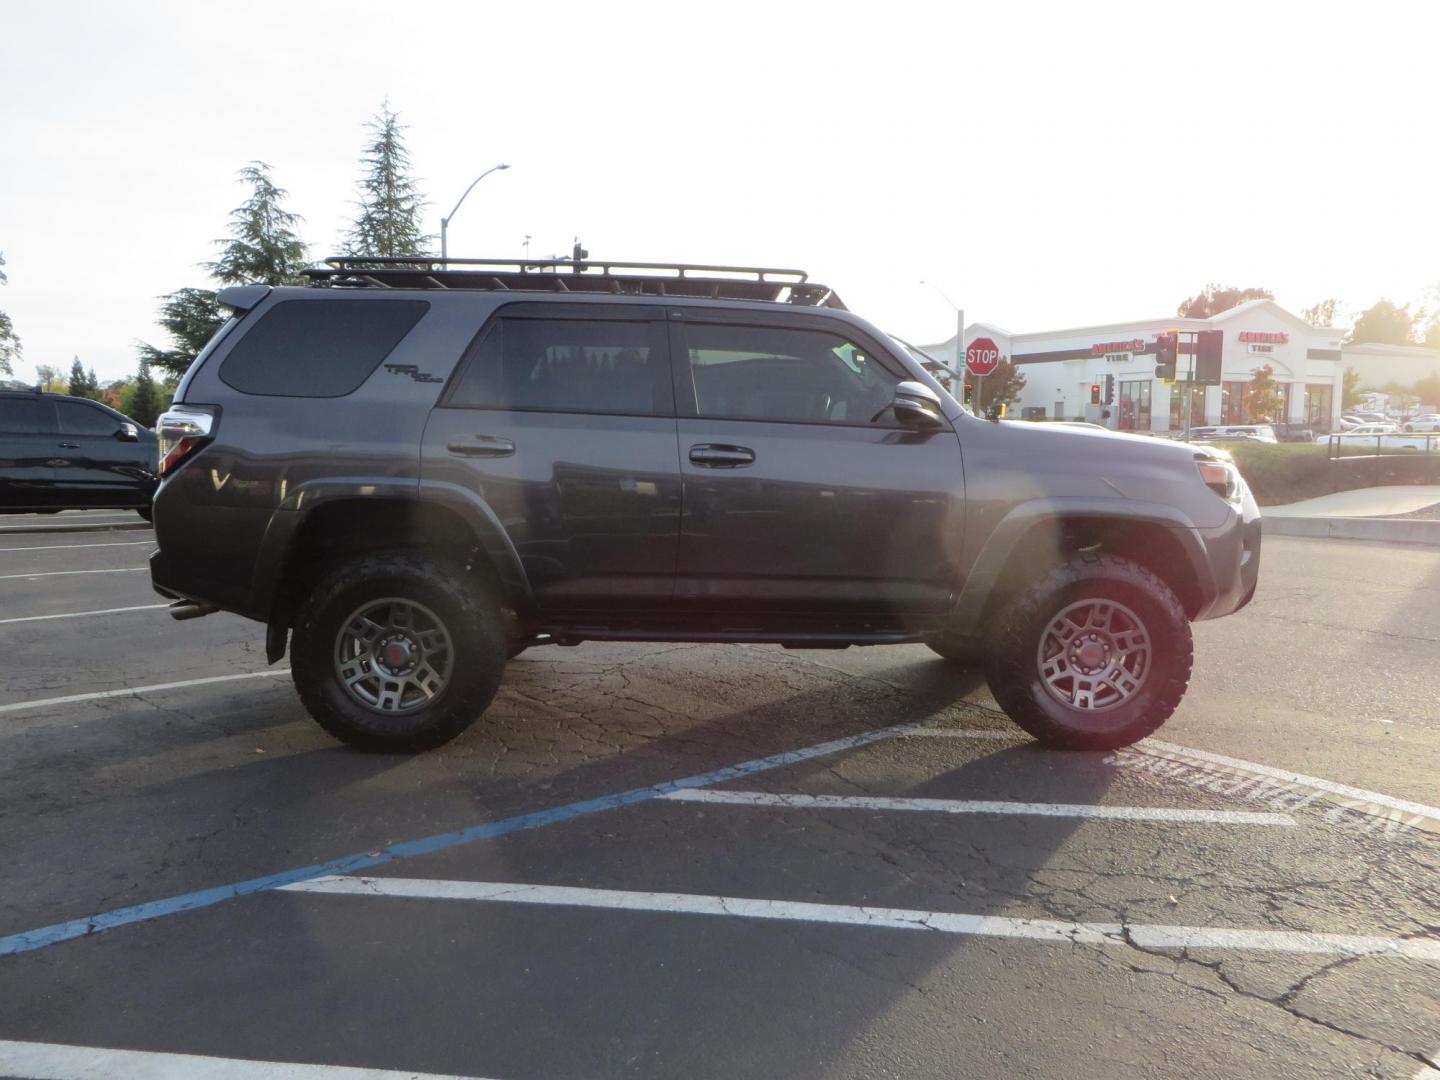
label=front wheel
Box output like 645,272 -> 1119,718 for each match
985,554 -> 1192,750
290,552 -> 507,752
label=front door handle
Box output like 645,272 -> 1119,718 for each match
689,443 -> 755,468
57,442 -> 81,450
447,435 -> 516,458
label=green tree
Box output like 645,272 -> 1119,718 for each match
1414,373 -> 1440,408
345,102 -> 431,258
68,356 -> 89,397
1302,298 -> 1341,326
974,360 -> 1026,413
1347,299 -> 1419,345
35,364 -> 65,393
1245,364 -> 1284,422
0,251 -> 19,377
139,161 -> 310,380
1341,367 -> 1362,411
205,162 -> 309,286
138,288 -> 223,381
127,359 -> 162,427
1177,284 -> 1274,319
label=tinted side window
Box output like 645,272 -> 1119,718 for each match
219,299 -> 429,397
449,317 -> 668,416
56,400 -> 121,436
683,323 -> 901,425
0,399 -> 41,435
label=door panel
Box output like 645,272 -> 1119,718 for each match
676,418 -> 964,612
50,399 -> 153,505
670,314 -> 966,615
0,397 -> 56,509
421,308 -> 681,613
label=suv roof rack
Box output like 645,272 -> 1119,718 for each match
302,256 -> 847,311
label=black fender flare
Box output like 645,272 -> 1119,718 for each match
946,497 -> 1217,635
252,478 -> 535,661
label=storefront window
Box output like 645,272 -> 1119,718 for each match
1222,381 -> 1248,424
1118,379 -> 1152,431
1168,384 -> 1206,430
1305,384 -> 1334,432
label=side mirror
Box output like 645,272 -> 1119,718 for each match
890,381 -> 946,429
116,423 -> 140,443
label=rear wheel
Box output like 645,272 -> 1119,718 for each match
924,629 -> 983,665
984,554 -> 1191,750
291,552 -> 506,752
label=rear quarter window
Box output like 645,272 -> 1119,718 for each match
218,299 -> 429,397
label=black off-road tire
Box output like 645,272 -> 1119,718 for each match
291,552 -> 506,753
924,630 -> 984,665
984,554 -> 1192,750
136,505 -> 153,523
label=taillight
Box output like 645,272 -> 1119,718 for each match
156,404 -> 218,478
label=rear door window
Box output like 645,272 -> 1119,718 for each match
219,299 -> 429,397
448,315 -> 670,416
56,399 -> 122,436
0,398 -> 41,435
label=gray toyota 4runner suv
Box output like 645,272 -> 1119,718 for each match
150,257 -> 1260,753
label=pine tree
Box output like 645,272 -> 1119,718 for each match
138,288 -> 223,381
128,359 -> 162,427
0,251 -> 20,378
205,162 -> 309,285
69,356 -> 91,398
345,102 -> 432,259
139,161 -> 310,380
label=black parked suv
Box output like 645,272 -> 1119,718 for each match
150,257 -> 1260,752
0,389 -> 158,518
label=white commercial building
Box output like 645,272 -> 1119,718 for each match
923,300 -> 1346,433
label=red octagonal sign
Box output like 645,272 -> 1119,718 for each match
965,337 -> 1001,377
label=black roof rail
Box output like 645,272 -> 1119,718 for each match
302,256 -> 847,311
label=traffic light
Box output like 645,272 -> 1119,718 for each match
1090,382 -> 1102,405
1154,331 -> 1178,381
963,384 -> 974,406
1195,330 -> 1223,386
1104,374 -> 1116,405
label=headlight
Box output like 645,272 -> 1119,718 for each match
1196,459 -> 1244,505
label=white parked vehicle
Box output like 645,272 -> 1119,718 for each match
1328,423 -> 1433,452
1402,415 -> 1440,433
1189,424 -> 1279,445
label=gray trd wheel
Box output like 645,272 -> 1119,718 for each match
984,554 -> 1192,750
291,552 -> 506,752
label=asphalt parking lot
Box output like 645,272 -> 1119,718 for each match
1,510 -> 1437,1079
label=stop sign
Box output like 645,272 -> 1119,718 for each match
965,337 -> 1001,377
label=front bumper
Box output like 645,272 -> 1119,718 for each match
1194,488 -> 1262,620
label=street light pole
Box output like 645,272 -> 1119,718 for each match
921,281 -> 967,403
439,163 -> 510,262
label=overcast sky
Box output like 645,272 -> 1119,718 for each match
1,0 -> 1436,383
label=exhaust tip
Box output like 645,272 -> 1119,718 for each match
169,600 -> 218,621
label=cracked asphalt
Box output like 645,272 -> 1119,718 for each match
0,512 -> 1437,1079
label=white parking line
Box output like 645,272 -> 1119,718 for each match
0,522 -> 151,533
0,604 -> 169,626
661,789 -> 1296,825
283,877 -> 1440,960
0,1039 -> 498,1079
0,540 -> 155,553
0,567 -> 147,581
0,670 -> 290,715
903,726 -> 1440,827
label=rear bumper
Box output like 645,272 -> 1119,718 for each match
1193,490 -> 1261,620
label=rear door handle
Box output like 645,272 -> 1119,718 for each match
57,442 -> 80,450
688,443 -> 755,468
447,435 -> 515,458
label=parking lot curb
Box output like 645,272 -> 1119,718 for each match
1261,515 -> 1440,547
